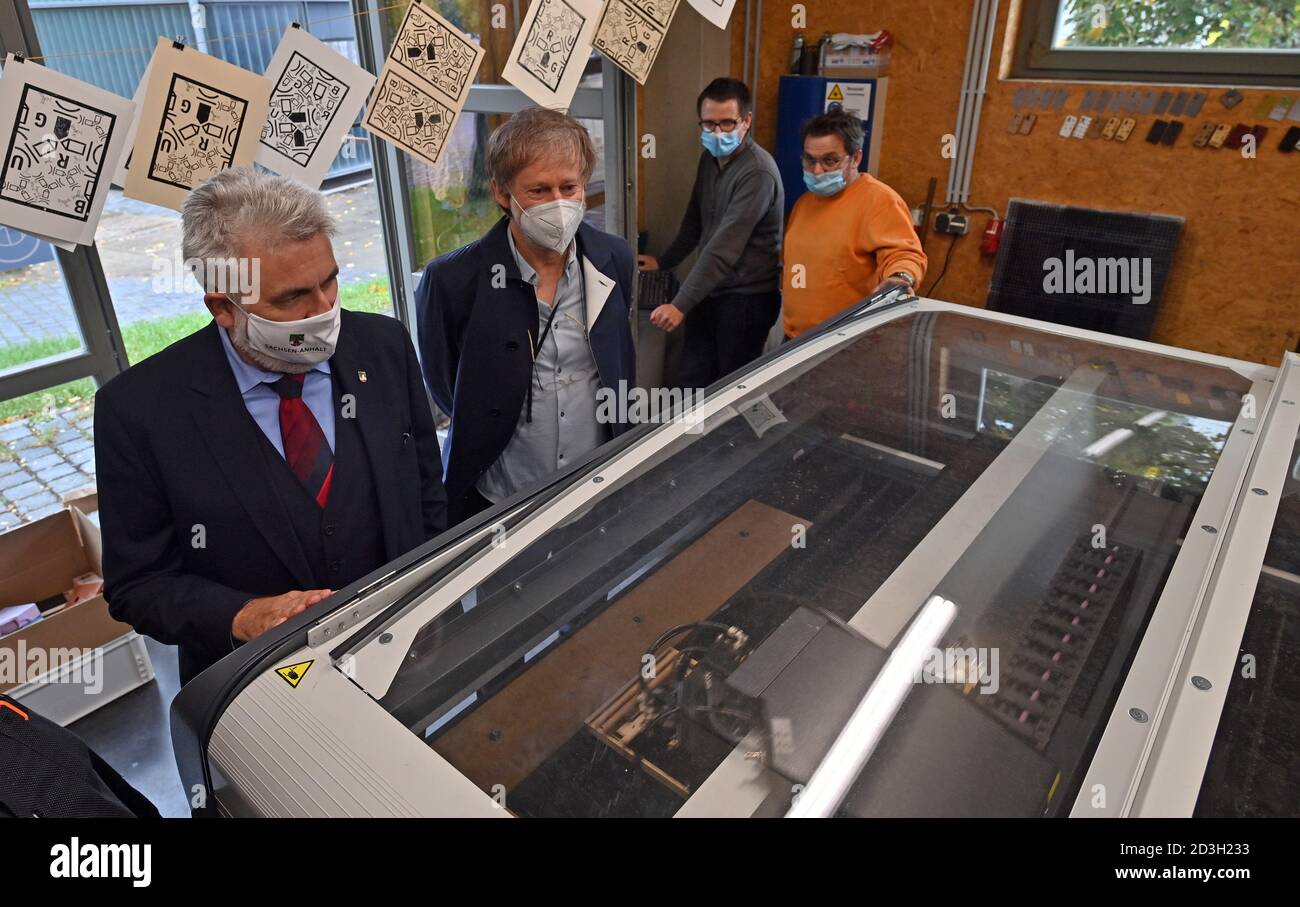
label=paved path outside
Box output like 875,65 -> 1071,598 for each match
0,184 -> 389,346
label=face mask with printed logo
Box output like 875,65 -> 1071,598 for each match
227,294 -> 340,369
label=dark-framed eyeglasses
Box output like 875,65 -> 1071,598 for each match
699,119 -> 741,133
800,153 -> 849,170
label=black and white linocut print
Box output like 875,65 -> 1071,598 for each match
260,50 -> 350,168
392,2 -> 479,105
1,85 -> 115,223
148,73 -> 248,191
365,69 -> 455,165
518,0 -> 585,92
593,0 -> 675,84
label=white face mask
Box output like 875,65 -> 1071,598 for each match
227,295 -> 341,371
511,194 -> 584,253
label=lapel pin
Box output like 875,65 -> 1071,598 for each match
357,370 -> 368,383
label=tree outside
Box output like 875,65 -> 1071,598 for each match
1059,0 -> 1300,49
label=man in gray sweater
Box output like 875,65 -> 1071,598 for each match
638,77 -> 784,389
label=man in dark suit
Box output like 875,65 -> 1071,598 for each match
416,107 -> 636,525
95,167 -> 447,685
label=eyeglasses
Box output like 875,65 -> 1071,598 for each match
800,153 -> 849,170
699,119 -> 742,133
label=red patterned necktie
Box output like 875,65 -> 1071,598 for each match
269,373 -> 333,507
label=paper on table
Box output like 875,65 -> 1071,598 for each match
685,0 -> 737,30
0,54 -> 136,246
362,0 -> 485,168
123,39 -> 271,211
593,0 -> 681,86
257,24 -> 376,188
502,0 -> 602,111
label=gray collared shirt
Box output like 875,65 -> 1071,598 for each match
477,229 -> 607,504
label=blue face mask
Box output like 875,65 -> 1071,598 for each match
803,167 -> 847,197
701,127 -> 743,158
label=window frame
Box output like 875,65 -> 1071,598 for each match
1012,0 -> 1300,87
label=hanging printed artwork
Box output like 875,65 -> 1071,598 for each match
592,0 -> 680,85
684,0 -> 737,30
111,55 -> 152,188
502,0 -> 602,111
363,0 -> 484,168
0,54 -> 136,246
123,39 -> 271,211
257,24 -> 375,188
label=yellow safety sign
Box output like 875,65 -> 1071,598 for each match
276,659 -> 314,688
827,83 -> 845,102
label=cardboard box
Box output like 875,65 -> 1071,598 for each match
0,506 -> 134,696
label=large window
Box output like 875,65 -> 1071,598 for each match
0,0 -> 636,529
1014,0 -> 1300,84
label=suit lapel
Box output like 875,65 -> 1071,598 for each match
581,255 -> 615,330
188,323 -> 316,589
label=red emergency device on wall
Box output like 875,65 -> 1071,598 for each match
981,218 -> 1004,256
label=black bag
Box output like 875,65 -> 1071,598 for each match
0,694 -> 160,818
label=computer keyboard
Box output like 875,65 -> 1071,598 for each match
635,269 -> 679,311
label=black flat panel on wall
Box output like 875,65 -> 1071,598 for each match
986,199 -> 1184,341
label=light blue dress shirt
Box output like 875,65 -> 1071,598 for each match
218,325 -> 336,457
476,230 -> 605,503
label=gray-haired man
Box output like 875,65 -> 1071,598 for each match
95,166 -> 447,685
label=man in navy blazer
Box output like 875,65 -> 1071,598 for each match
416,108 -> 636,524
95,168 -> 447,685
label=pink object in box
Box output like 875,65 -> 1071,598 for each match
0,603 -> 40,636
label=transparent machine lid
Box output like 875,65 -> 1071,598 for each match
349,311 -> 1252,817
1196,421 -> 1300,817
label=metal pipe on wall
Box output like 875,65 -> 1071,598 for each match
946,0 -> 986,203
948,0 -> 1000,205
743,0 -> 752,87
958,0 -> 1000,203
753,0 -> 763,127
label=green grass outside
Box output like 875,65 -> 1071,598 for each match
0,279 -> 393,426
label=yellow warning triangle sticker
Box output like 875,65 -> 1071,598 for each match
827,83 -> 844,101
276,659 -> 314,688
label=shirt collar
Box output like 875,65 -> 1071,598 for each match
217,321 -> 330,395
506,223 -> 579,287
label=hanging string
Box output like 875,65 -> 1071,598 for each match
24,1 -> 411,64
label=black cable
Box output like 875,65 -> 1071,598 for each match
925,233 -> 960,298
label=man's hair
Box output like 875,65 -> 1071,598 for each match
486,107 -> 597,200
801,110 -> 864,156
697,77 -> 751,117
182,166 -> 335,292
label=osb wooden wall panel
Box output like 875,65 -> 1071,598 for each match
729,0 -> 1300,364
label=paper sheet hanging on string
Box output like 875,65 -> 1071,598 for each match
123,39 -> 271,211
592,0 -> 680,85
0,54 -> 136,246
256,24 -> 376,188
362,0 -> 484,168
685,0 -> 737,30
111,55 -> 152,188
502,0 -> 602,111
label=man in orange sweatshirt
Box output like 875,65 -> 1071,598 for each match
782,110 -> 927,339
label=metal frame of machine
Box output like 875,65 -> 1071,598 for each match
171,290 -> 1295,818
